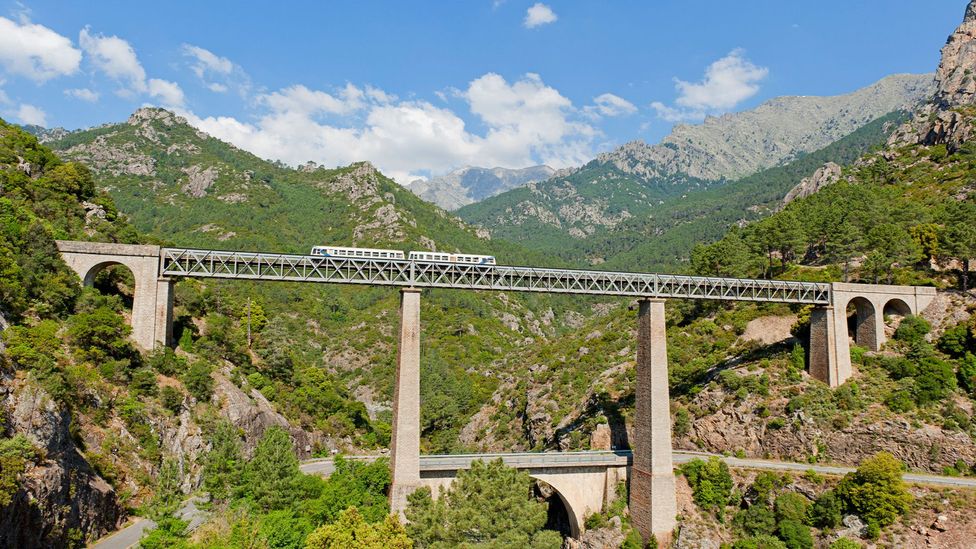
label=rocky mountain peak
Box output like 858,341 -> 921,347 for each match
127,107 -> 183,127
934,0 -> 976,108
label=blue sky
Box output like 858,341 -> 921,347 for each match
0,1 -> 967,182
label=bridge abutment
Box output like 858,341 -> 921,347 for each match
56,241 -> 172,350
630,299 -> 677,546
389,288 -> 422,518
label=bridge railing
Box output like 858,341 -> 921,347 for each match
159,248 -> 831,304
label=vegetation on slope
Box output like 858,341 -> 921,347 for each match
458,111 -> 907,272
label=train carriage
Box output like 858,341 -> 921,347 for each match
310,246 -> 405,260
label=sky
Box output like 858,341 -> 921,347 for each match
0,1 -> 968,183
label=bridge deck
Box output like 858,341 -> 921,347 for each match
159,248 -> 831,304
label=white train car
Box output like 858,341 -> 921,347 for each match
408,251 -> 496,265
310,246 -> 405,260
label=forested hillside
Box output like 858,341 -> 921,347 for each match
458,111 -> 907,272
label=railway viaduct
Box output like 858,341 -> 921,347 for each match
55,240 -> 936,545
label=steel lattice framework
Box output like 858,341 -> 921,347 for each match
159,248 -> 831,304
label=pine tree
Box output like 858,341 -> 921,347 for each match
241,426 -> 301,511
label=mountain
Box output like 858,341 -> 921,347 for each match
407,165 -> 557,210
457,74 -> 933,269
20,124 -> 72,143
459,110 -> 907,271
599,73 -> 933,182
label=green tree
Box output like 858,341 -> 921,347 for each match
776,519 -> 813,549
836,452 -> 912,528
181,360 -> 214,402
940,201 -> 976,291
864,224 -> 922,284
66,305 -> 133,363
305,507 -> 412,549
829,538 -> 861,549
774,492 -> 811,525
810,489 -> 843,529
679,457 -> 734,516
241,426 -> 301,511
147,458 -> 183,520
305,456 -> 391,524
405,458 -> 559,548
893,315 -> 931,345
203,421 -> 244,503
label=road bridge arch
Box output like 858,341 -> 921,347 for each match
55,241 -> 173,350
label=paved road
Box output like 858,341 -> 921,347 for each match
89,496 -> 206,549
91,451 -> 976,547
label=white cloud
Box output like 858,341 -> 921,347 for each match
15,103 -> 47,126
651,49 -> 768,121
79,27 -> 185,107
586,93 -> 637,118
524,3 -> 557,28
64,87 -> 99,102
182,44 -> 233,77
0,16 -> 81,82
79,27 -> 147,93
181,44 -> 248,95
183,73 -> 597,184
148,78 -> 185,107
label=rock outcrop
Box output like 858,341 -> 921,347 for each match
782,162 -> 842,206
890,1 -> 976,150
0,376 -> 125,547
935,1 -> 976,109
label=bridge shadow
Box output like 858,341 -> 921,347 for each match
552,338 -> 798,452
671,338 -> 798,397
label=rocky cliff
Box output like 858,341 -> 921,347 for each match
408,165 -> 557,210
0,376 -> 124,547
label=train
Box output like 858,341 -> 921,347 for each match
310,246 -> 496,265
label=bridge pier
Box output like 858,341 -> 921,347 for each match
630,299 -> 677,546
389,288 -> 422,518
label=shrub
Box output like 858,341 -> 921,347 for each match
938,323 -> 973,358
146,347 -> 187,377
774,492 -> 811,524
680,457 -> 734,516
893,315 -> 930,345
811,489 -> 843,529
776,519 -> 813,549
735,504 -> 776,536
829,538 -> 861,549
181,360 -> 214,402
305,507 -> 411,549
130,368 -> 158,397
733,535 -> 788,549
912,356 -> 957,405
160,386 -> 184,415
958,353 -> 976,395
673,406 -> 691,438
836,452 -> 912,528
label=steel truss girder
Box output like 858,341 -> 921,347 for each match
159,248 -> 831,304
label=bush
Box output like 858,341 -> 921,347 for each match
938,323 -> 973,358
893,315 -> 930,345
305,507 -> 411,549
680,457 -> 734,516
67,305 -> 133,363
958,353 -> 976,395
735,504 -> 776,536
733,535 -> 788,549
836,452 -> 912,528
160,386 -> 184,415
181,360 -> 214,402
776,519 -> 813,549
147,347 -> 188,377
673,406 -> 691,438
811,489 -> 843,529
912,356 -> 957,405
774,492 -> 811,525
829,538 -> 861,549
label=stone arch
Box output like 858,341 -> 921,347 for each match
55,241 -> 173,350
883,297 -> 913,318
845,296 -> 880,351
533,478 -> 574,539
529,473 -> 581,538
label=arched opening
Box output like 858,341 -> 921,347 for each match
84,261 -> 136,312
883,298 -> 913,335
845,296 -> 878,350
532,478 -> 575,539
